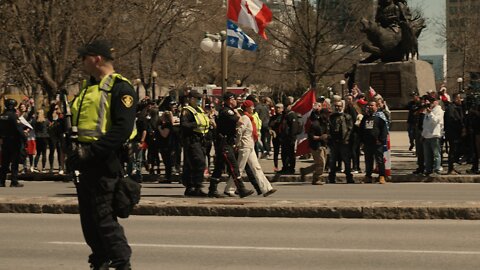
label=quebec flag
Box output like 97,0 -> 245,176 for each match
226,20 -> 258,52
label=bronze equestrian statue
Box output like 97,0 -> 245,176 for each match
345,0 -> 426,89
360,0 -> 426,63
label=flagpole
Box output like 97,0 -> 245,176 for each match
221,31 -> 227,95
222,0 -> 229,95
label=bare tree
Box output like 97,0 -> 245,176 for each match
0,0 -> 127,98
267,0 -> 370,90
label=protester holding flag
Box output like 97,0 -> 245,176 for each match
300,107 -> 330,185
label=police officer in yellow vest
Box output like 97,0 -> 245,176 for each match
67,39 -> 137,270
180,90 -> 211,197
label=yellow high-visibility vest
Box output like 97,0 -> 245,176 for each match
71,73 -> 136,142
183,105 -> 210,134
253,112 -> 262,136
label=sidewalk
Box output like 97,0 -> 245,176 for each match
2,131 -> 480,220
16,131 -> 480,183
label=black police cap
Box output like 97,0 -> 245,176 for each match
4,98 -> 17,109
77,39 -> 115,60
223,92 -> 236,101
189,90 -> 203,99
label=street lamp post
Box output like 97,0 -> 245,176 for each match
340,80 -> 346,97
200,31 -> 227,94
151,71 -> 158,100
327,87 -> 333,99
457,77 -> 463,93
134,79 -> 141,100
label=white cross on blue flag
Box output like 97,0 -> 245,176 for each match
226,20 -> 258,52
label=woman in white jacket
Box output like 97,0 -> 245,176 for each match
224,100 -> 277,197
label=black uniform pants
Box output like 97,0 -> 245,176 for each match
414,130 -> 425,171
447,137 -> 461,171
0,140 -> 22,185
261,126 -> 271,154
76,170 -> 131,268
328,143 -> 353,182
350,131 -> 361,171
272,138 -> 281,169
281,141 -> 296,172
159,147 -> 172,180
182,138 -> 206,189
212,143 -> 240,180
364,144 -> 385,177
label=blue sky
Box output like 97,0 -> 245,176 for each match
408,0 -> 446,55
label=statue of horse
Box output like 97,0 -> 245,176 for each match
359,17 -> 425,63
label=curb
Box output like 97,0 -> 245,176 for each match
2,199 -> 480,220
16,173 -> 480,184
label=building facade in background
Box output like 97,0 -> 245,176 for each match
446,0 -> 480,91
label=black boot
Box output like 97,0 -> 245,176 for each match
90,262 -> 109,270
235,178 -> 254,198
208,178 -> 225,198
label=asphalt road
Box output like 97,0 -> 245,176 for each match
1,214 -> 480,270
3,181 -> 480,202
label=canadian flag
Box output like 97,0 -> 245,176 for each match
227,0 -> 272,40
291,89 -> 316,157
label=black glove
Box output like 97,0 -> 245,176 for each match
66,145 -> 93,172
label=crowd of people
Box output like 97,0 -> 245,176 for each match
407,87 -> 480,176
0,95 -> 71,187
2,85 -> 480,189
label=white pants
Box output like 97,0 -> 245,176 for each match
225,147 -> 273,194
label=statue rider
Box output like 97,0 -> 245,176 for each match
375,0 -> 402,32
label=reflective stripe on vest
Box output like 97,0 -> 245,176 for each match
183,105 -> 210,134
71,73 -> 134,142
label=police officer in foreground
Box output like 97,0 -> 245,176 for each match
67,39 -> 137,270
0,98 -> 25,187
180,90 -> 210,196
209,92 -> 254,198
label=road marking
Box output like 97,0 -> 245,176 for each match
48,242 -> 480,255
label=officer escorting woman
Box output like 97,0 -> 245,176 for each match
209,92 -> 254,198
67,39 -> 137,270
0,98 -> 26,187
180,90 -> 210,197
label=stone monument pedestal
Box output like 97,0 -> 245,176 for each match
356,60 -> 436,109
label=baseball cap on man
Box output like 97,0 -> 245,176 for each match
242,100 -> 255,108
77,39 -> 115,60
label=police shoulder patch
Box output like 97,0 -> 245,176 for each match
121,95 -> 134,108
227,109 -> 234,116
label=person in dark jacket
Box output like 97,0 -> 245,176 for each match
278,99 -> 299,174
0,98 -> 26,187
412,95 -> 427,174
444,93 -> 465,175
360,101 -> 388,184
300,107 -> 330,185
268,103 -> 283,172
327,101 -> 354,183
406,92 -> 421,151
